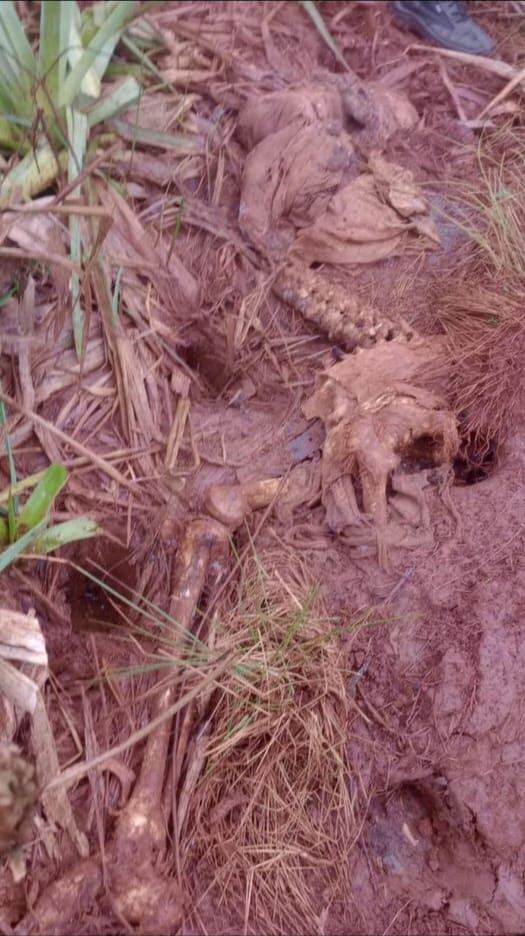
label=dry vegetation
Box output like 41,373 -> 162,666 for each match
182,546 -> 361,935
0,7 -> 364,930
1,1 -> 525,934
433,129 -> 525,458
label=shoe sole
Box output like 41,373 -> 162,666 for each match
391,7 -> 493,56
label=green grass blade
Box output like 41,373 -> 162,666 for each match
18,464 -> 68,531
68,1 -> 101,103
108,118 -> 203,153
0,118 -> 22,150
0,391 -> 18,522
121,32 -> 171,85
0,469 -> 49,504
0,0 -> 37,95
0,520 -> 47,573
0,282 -> 17,307
0,70 -> 21,113
112,265 -> 123,316
0,48 -> 29,108
33,517 -> 100,554
39,0 -> 74,106
298,0 -> 348,70
58,0 -> 137,108
87,75 -> 141,127
7,491 -> 16,543
66,106 -> 89,357
89,30 -> 122,82
0,399 -> 17,491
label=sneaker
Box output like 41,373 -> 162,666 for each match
390,1 -> 494,55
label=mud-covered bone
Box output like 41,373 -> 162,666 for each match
17,519 -> 231,936
0,744 -> 37,855
304,339 -> 459,569
273,260 -> 413,351
206,478 -> 282,527
110,518 -> 230,934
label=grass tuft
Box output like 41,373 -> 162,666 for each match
183,545 -> 362,935
432,129 -> 525,455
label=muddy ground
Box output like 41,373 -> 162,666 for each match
2,2 -> 525,935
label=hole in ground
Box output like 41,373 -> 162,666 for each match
453,433 -> 498,486
400,433 -> 449,472
68,538 -> 138,633
182,342 -> 231,396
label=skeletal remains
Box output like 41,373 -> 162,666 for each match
273,265 -> 459,571
16,73 -> 460,935
18,519 -> 231,935
237,74 -> 460,570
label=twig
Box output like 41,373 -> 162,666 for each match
0,247 -> 78,272
409,44 -> 520,81
438,61 -> 468,122
477,62 -> 525,119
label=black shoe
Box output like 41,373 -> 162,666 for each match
390,1 -> 494,55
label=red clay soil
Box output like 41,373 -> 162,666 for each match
3,2 -> 525,935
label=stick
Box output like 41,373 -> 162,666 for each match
438,61 -> 468,122
408,44 -> 519,81
477,62 -> 525,119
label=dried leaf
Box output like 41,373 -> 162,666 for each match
32,684 -> 89,858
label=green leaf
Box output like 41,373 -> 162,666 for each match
89,30 -> 123,82
0,468 -> 48,504
86,75 -> 141,127
112,265 -> 123,317
121,32 -> 172,86
33,517 -> 100,554
18,464 -> 68,531
68,1 -> 101,104
58,0 -> 137,108
0,393 -> 18,515
298,0 -> 349,70
0,139 -> 66,205
0,520 -> 47,574
0,1 -> 37,98
0,518 -> 9,545
7,491 -> 17,543
66,106 -> 89,357
0,282 -> 17,307
0,400 -> 17,486
108,118 -> 203,153
39,0 -> 74,107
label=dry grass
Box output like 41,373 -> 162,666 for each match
183,545 -> 361,936
434,277 -> 525,455
432,132 -> 525,455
